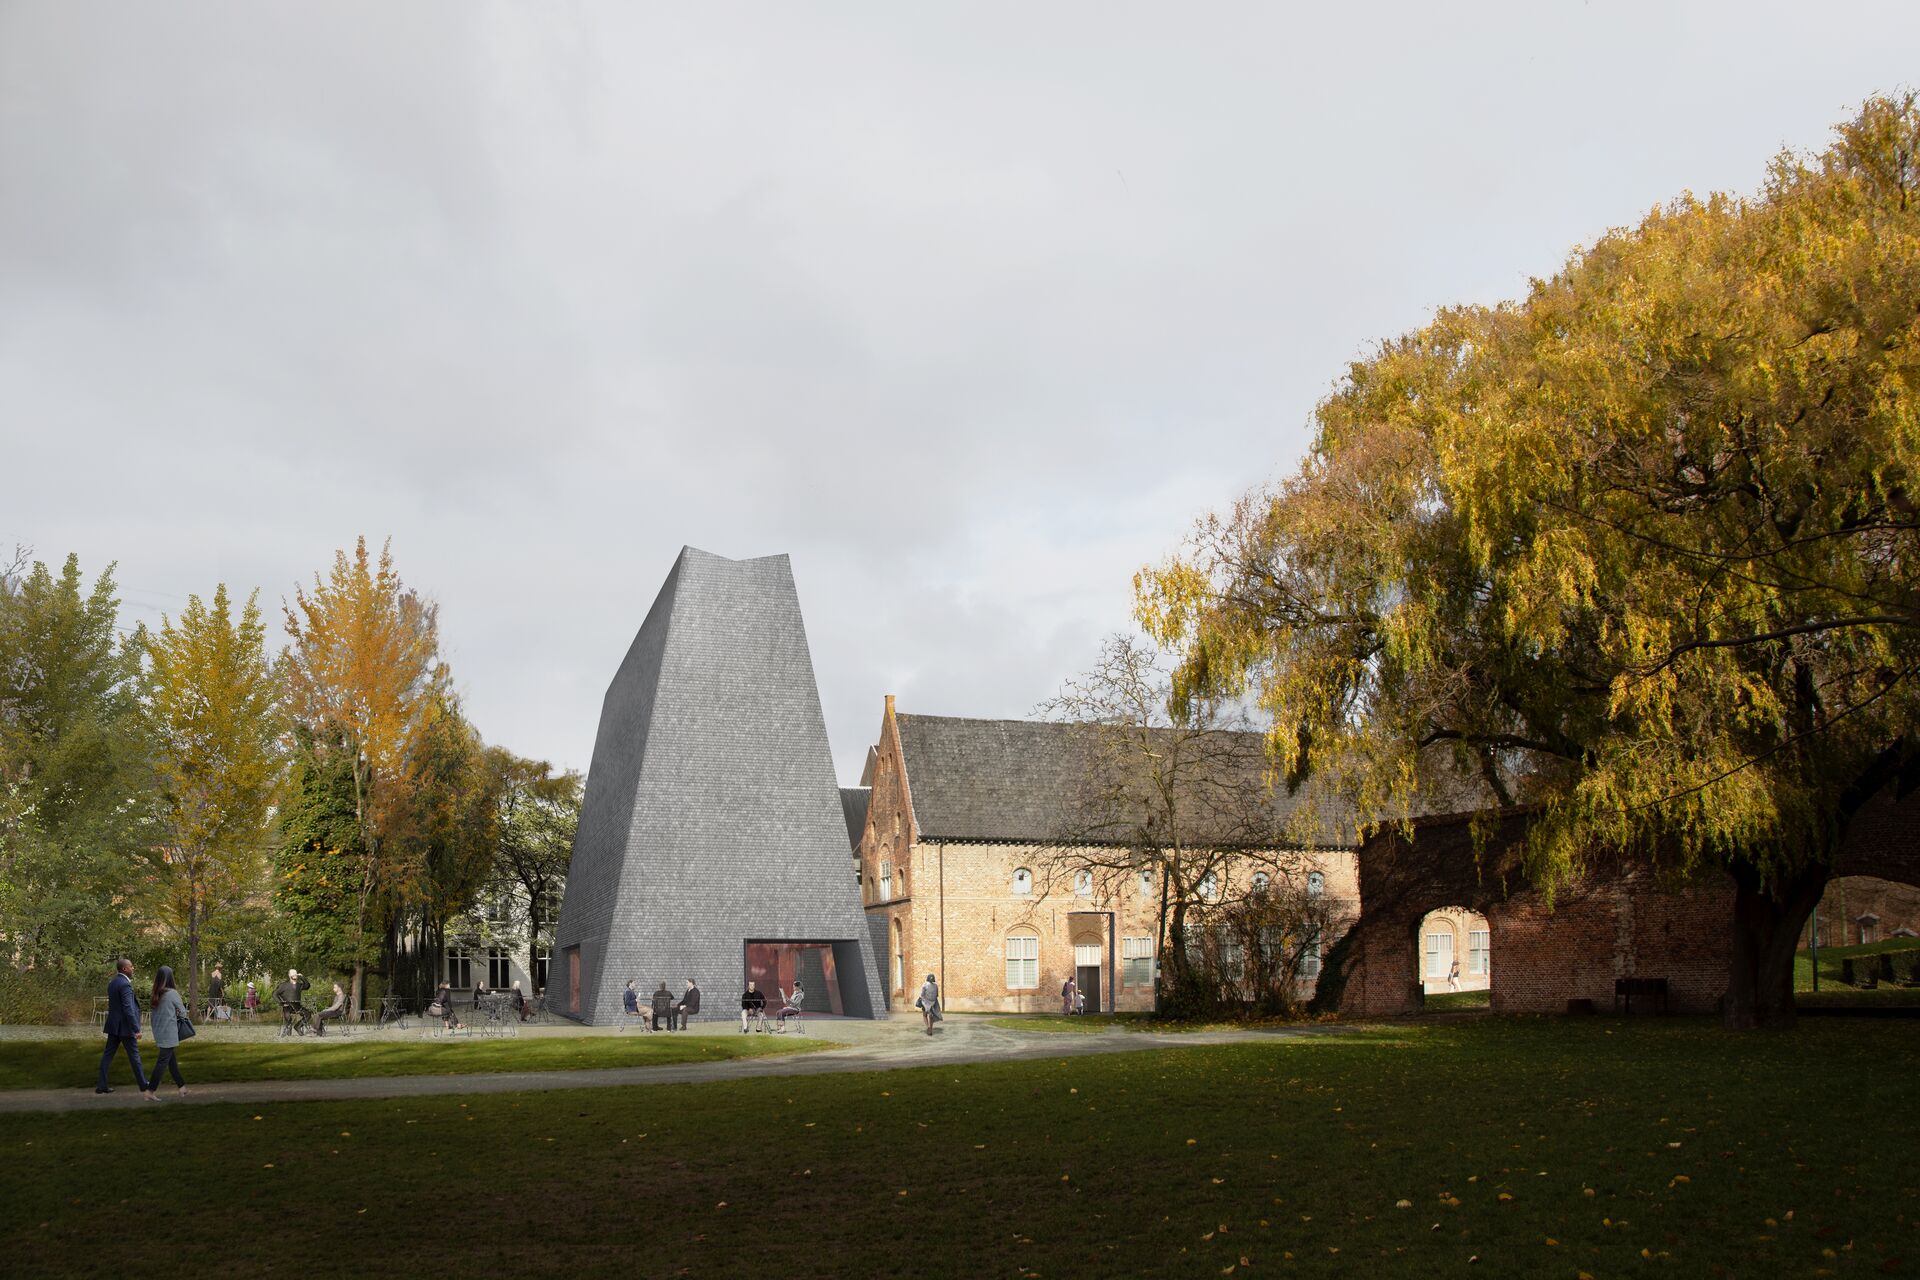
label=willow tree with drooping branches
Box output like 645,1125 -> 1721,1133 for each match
1140,94 -> 1920,1029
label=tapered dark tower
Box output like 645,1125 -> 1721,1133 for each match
549,547 -> 882,1024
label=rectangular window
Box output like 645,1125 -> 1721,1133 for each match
1005,935 -> 1039,989
487,948 -> 512,989
1468,929 -> 1490,976
446,945 -> 472,990
1122,936 -> 1154,987
533,947 -> 550,993
1301,930 -> 1322,979
879,861 -> 893,901
1425,931 -> 1453,979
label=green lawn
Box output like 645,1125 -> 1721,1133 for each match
6,1018 -> 1916,1278
1797,936 -> 1920,987
1420,990 -> 1492,1012
982,1012 -> 1142,1033
0,1031 -> 828,1091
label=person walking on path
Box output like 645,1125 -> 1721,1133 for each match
914,974 -> 942,1036
675,980 -> 701,1031
145,965 -> 189,1100
1447,958 -> 1460,993
96,958 -> 146,1095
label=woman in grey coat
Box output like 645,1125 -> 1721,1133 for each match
914,974 -> 942,1035
145,965 -> 189,1100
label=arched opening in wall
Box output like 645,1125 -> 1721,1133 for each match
1417,907 -> 1491,1009
1803,874 -> 1920,998
892,919 -> 905,995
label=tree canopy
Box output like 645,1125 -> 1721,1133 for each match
1139,94 -> 1920,1026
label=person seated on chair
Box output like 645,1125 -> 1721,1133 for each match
776,979 -> 805,1029
674,980 -> 700,1030
649,982 -> 675,1031
242,982 -> 260,1018
274,969 -> 312,1033
511,980 -> 532,1021
740,981 -> 766,1033
621,980 -> 649,1031
314,981 -> 347,1035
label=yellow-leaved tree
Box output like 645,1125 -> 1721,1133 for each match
282,538 -> 448,1015
142,584 -> 285,1011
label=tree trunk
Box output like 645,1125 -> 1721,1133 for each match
186,872 -> 200,1016
1723,860 -> 1827,1030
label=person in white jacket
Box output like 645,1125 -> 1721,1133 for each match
145,965 -> 190,1100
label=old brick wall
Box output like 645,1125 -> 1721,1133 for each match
1330,812 -> 1735,1016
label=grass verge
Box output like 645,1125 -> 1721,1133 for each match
4,1018 -> 1915,1278
0,1031 -> 830,1091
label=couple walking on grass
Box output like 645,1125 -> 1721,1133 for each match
96,957 -> 193,1101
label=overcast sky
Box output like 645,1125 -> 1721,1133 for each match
2,3 -> 1914,782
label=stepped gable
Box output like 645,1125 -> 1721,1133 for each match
548,546 -> 883,1024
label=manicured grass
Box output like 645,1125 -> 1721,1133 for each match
6,1018 -> 1917,1278
1798,985 -> 1920,1008
1420,990 -> 1492,1012
0,1031 -> 829,1091
1796,936 -> 1920,990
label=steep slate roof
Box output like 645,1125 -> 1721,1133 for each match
892,712 -> 1354,847
839,786 -> 871,851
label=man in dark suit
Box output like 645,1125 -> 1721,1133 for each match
674,979 -> 701,1030
96,957 -> 146,1094
649,982 -> 674,1031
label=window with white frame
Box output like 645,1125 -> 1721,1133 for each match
1307,870 -> 1325,898
1122,936 -> 1155,987
532,947 -> 550,993
487,948 -> 512,989
879,861 -> 893,900
1005,934 -> 1039,988
1138,867 -> 1154,897
1011,867 -> 1033,896
446,944 -> 472,990
1251,871 -> 1271,894
1073,869 -> 1094,897
1468,929 -> 1490,976
1219,926 -> 1244,980
1301,930 -> 1323,979
1198,871 -> 1219,902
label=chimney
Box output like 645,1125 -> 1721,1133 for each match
884,693 -> 895,717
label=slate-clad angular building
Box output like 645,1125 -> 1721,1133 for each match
549,547 -> 883,1024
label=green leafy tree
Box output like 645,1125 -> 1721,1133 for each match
0,553 -> 152,970
140,585 -> 284,1009
483,748 -> 579,980
1140,94 -> 1920,1028
272,736 -> 367,976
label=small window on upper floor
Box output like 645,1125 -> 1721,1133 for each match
1197,871 -> 1219,902
1073,869 -> 1094,897
1012,867 -> 1033,896
1138,867 -> 1155,897
1251,871 -> 1271,895
1307,871 -> 1325,898
879,861 -> 893,901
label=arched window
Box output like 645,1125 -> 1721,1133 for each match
1138,867 -> 1155,897
1012,867 -> 1033,895
1073,869 -> 1094,897
1307,871 -> 1325,898
1251,871 -> 1271,894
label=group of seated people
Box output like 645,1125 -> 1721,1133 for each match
738,978 -> 804,1032
622,980 -> 702,1030
271,969 -> 351,1035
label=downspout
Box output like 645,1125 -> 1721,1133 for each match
938,840 -> 947,996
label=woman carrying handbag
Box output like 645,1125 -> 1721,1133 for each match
145,965 -> 192,1100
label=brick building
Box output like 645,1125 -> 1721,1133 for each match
850,697 -> 1358,1013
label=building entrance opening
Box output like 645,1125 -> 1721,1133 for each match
1417,907 -> 1491,1006
746,942 -> 847,1016
1074,941 -> 1102,1014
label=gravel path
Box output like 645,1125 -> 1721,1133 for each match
0,1016 -> 1338,1113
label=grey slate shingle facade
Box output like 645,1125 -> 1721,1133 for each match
548,547 -> 884,1023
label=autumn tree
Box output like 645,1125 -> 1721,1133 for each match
140,585 -> 284,1010
0,553 -> 152,970
281,538 -> 448,1014
1140,94 -> 1920,1028
1037,633 -> 1325,1015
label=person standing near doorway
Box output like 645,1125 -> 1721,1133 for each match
97,957 -> 146,1095
1060,975 -> 1077,1016
1447,957 -> 1460,993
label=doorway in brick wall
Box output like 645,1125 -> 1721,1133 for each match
1418,907 -> 1491,1006
744,942 -> 847,1016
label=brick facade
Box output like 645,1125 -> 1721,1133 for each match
1328,811 -> 1733,1016
857,697 -> 1358,1013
